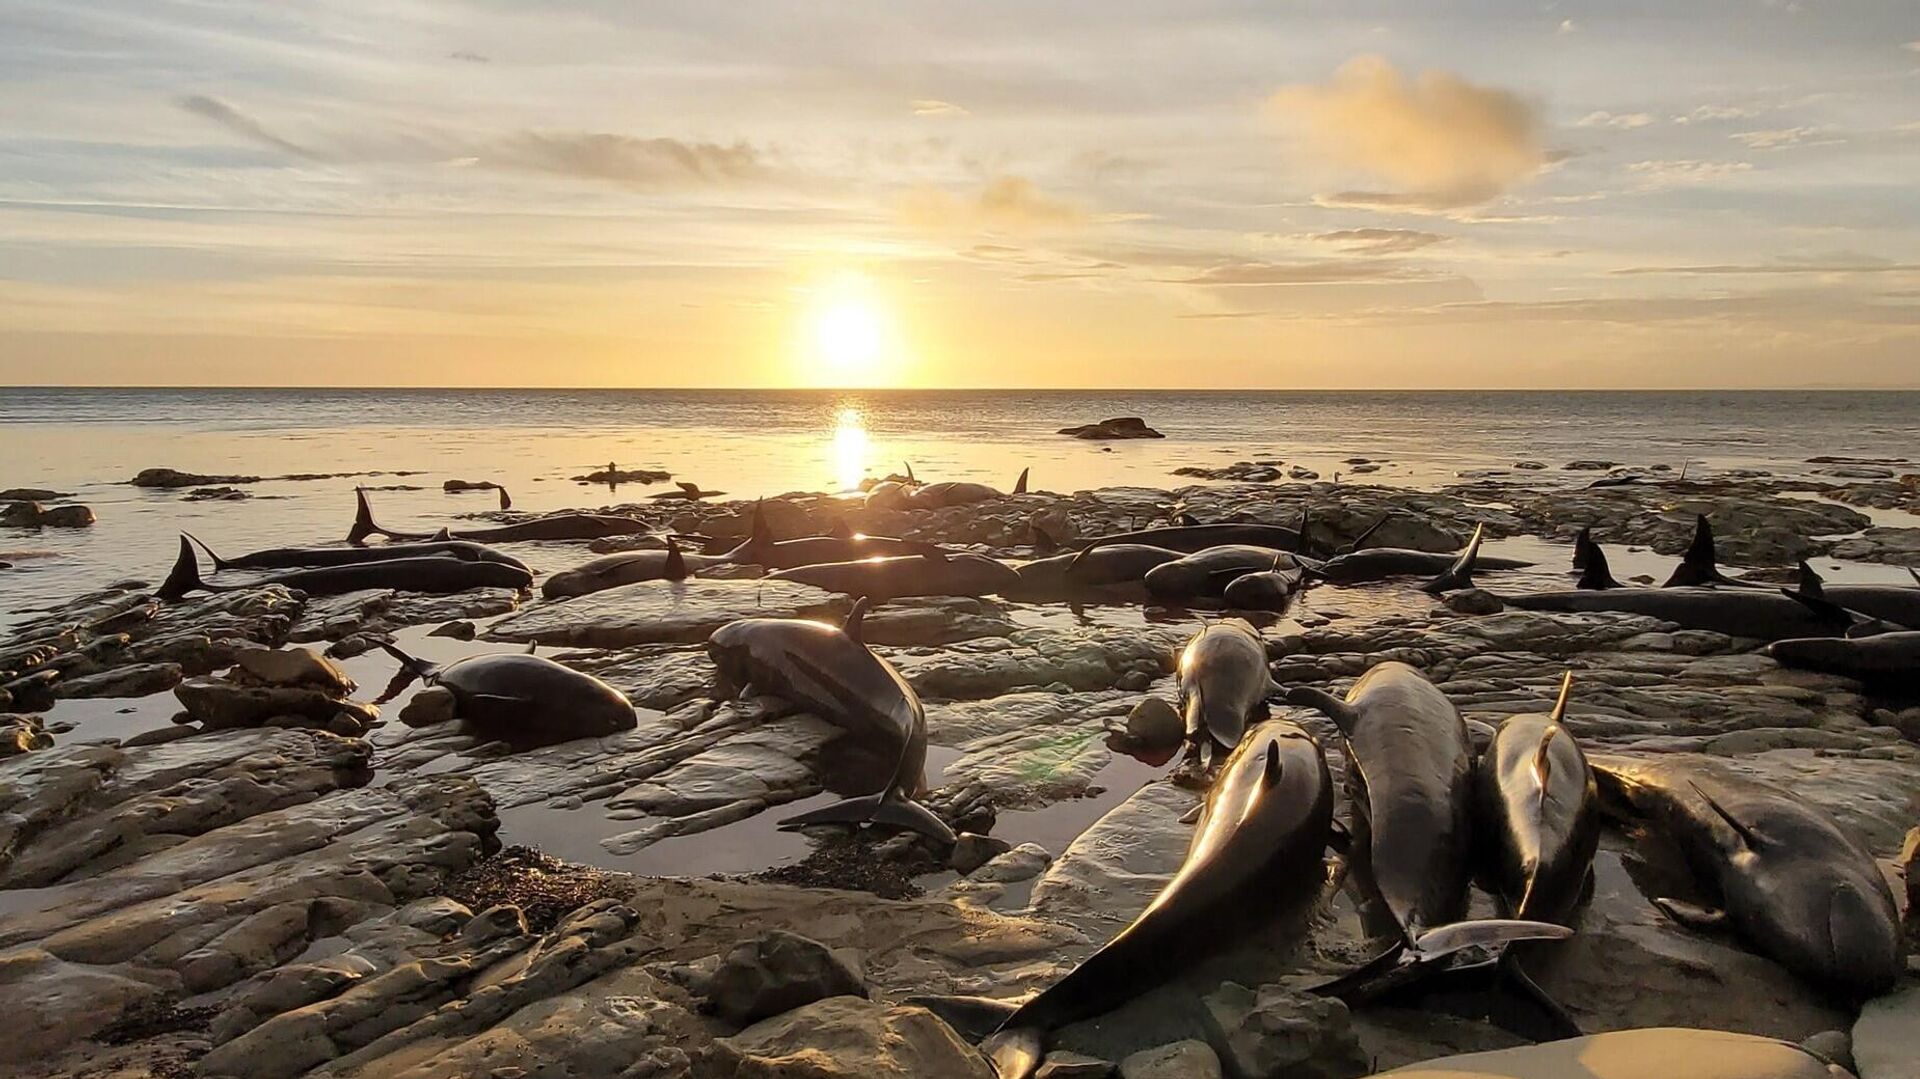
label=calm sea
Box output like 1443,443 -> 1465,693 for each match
3,388 -> 1916,625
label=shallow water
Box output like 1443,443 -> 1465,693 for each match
5,387 -> 1917,624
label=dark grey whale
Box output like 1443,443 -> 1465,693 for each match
1592,755 -> 1902,997
184,532 -> 528,573
1765,630 -> 1920,689
1176,619 -> 1279,770
1305,521 -> 1533,587
539,537 -> 715,599
925,721 -> 1336,1079
349,488 -> 654,545
378,642 -> 635,746
767,549 -> 1018,601
707,599 -> 952,844
158,535 -> 532,600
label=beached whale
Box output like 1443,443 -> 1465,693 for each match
1145,544 -> 1298,601
539,537 -> 715,599
704,504 -> 939,569
182,532 -> 528,573
157,534 -> 531,600
1592,755 -> 1902,997
1009,542 -> 1184,597
920,721 -> 1336,1079
767,549 -> 1018,601
1306,521 -> 1533,588
1791,560 -> 1920,629
1287,663 -> 1571,1008
864,464 -> 1029,510
377,642 -> 634,745
348,488 -> 655,545
1764,630 -> 1920,690
707,598 -> 952,844
1220,555 -> 1304,611
1176,619 -> 1280,771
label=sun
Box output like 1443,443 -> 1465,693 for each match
802,273 -> 896,386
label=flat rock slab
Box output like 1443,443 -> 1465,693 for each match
487,580 -> 846,647
1853,984 -> 1920,1079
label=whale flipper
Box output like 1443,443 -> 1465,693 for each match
775,789 -> 956,845
982,1028 -> 1044,1079
1653,897 -> 1729,931
1284,685 -> 1360,735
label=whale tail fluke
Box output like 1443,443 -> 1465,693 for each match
1012,467 -> 1029,495
348,488 -> 384,546
903,996 -> 1023,1041
1311,919 -> 1575,1027
776,789 -> 957,846
1421,522 -> 1484,594
373,640 -> 433,703
157,535 -> 205,601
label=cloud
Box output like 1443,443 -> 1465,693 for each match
1311,228 -> 1449,255
1624,159 -> 1754,188
1268,56 -> 1549,211
899,176 -> 1086,233
1558,19 -> 1579,34
177,95 -> 322,160
911,100 -> 970,117
1673,104 -> 1761,125
482,132 -> 764,186
1904,41 -> 1920,52
1614,257 -> 1920,276
1730,126 -> 1841,149
1171,259 -> 1437,285
178,95 -> 768,190
1576,111 -> 1654,130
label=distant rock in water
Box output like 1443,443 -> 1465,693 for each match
1,501 -> 94,528
1058,416 -> 1165,440
0,488 -> 71,501
574,467 -> 671,484
130,467 -> 260,488
443,478 -> 503,492
1563,460 -> 1620,471
1172,461 -> 1282,482
183,486 -> 249,502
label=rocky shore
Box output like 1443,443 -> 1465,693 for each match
0,469 -> 1915,1078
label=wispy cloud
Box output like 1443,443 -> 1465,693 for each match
911,100 -> 969,117
177,95 -> 322,160
1311,228 -> 1450,255
899,176 -> 1086,233
1624,159 -> 1754,187
1268,56 -> 1550,211
1730,126 -> 1842,149
1575,111 -> 1654,130
1171,259 -> 1440,285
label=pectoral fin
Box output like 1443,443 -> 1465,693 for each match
1653,897 -> 1728,932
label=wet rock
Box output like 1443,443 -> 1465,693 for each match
183,486 -> 250,501
487,579 -> 845,648
573,467 -> 671,485
1174,462 -> 1283,482
1565,460 -> 1619,470
892,627 -> 1184,700
703,930 -> 868,1025
715,996 -> 993,1079
129,467 -> 259,488
1901,827 -> 1920,949
429,618 -> 477,639
1039,1051 -> 1118,1078
1854,988 -> 1920,1079
1033,782 -> 1197,934
1060,417 -> 1164,440
1288,467 -> 1318,481
972,842 -> 1055,884
1444,588 -> 1503,615
233,645 -> 354,694
442,478 -> 502,492
1,501 -> 95,528
1121,1040 -> 1222,1079
1,713 -> 52,756
1827,526 -> 1920,566
949,833 -> 1014,874
0,487 -> 70,500
947,721 -> 1113,808
0,948 -> 171,1065
1800,1030 -> 1853,1073
1514,460 -> 1546,470
172,676 -> 378,733
1118,696 -> 1183,752
399,684 -> 458,727
1201,981 -> 1368,1079
54,661 -> 182,699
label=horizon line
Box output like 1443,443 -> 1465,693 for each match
5,384 -> 1918,393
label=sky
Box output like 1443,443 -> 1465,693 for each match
1,0 -> 1917,389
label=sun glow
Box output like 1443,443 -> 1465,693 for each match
803,273 -> 897,387
831,405 -> 870,492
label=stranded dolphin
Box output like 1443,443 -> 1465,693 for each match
158,535 -> 532,601
377,642 -> 635,746
1145,545 -> 1298,602
767,549 -> 1018,601
1305,520 -> 1534,589
1790,560 -> 1920,629
707,503 -> 939,569
1176,619 -> 1281,772
1662,515 -> 1761,588
1592,756 -> 1902,997
182,533 -> 528,573
1287,662 -> 1572,1008
348,488 -> 655,545
706,598 -> 952,845
1009,542 -> 1184,597
936,721 -> 1336,1079
1764,630 -> 1920,690
539,537 -> 715,599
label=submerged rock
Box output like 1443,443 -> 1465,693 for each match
703,930 -> 868,1025
715,996 -> 993,1079
1,502 -> 95,528
128,467 -> 260,488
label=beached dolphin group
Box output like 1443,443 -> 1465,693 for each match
139,466 -> 1915,1076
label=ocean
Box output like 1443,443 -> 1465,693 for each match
3,387 -> 1917,625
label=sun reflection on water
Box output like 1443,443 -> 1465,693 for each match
832,405 -> 870,492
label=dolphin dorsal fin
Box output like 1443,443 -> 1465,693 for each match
1012,467 -> 1029,495
182,531 -> 230,571
1579,542 -> 1622,590
1342,516 -> 1387,555
1262,741 -> 1284,787
663,536 -> 688,580
497,486 -> 511,511
1532,726 -> 1557,803
1296,505 -> 1312,554
1780,587 -> 1854,633
1571,526 -> 1594,571
1178,512 -> 1202,527
678,481 -> 700,495
1796,560 -> 1826,599
828,518 -> 853,541
1663,514 -> 1718,586
1548,671 -> 1573,724
432,527 -> 453,542
1909,567 -> 1920,588
904,461 -> 917,483
749,500 -> 772,547
843,596 -> 871,644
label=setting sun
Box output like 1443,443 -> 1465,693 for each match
803,274 -> 899,387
